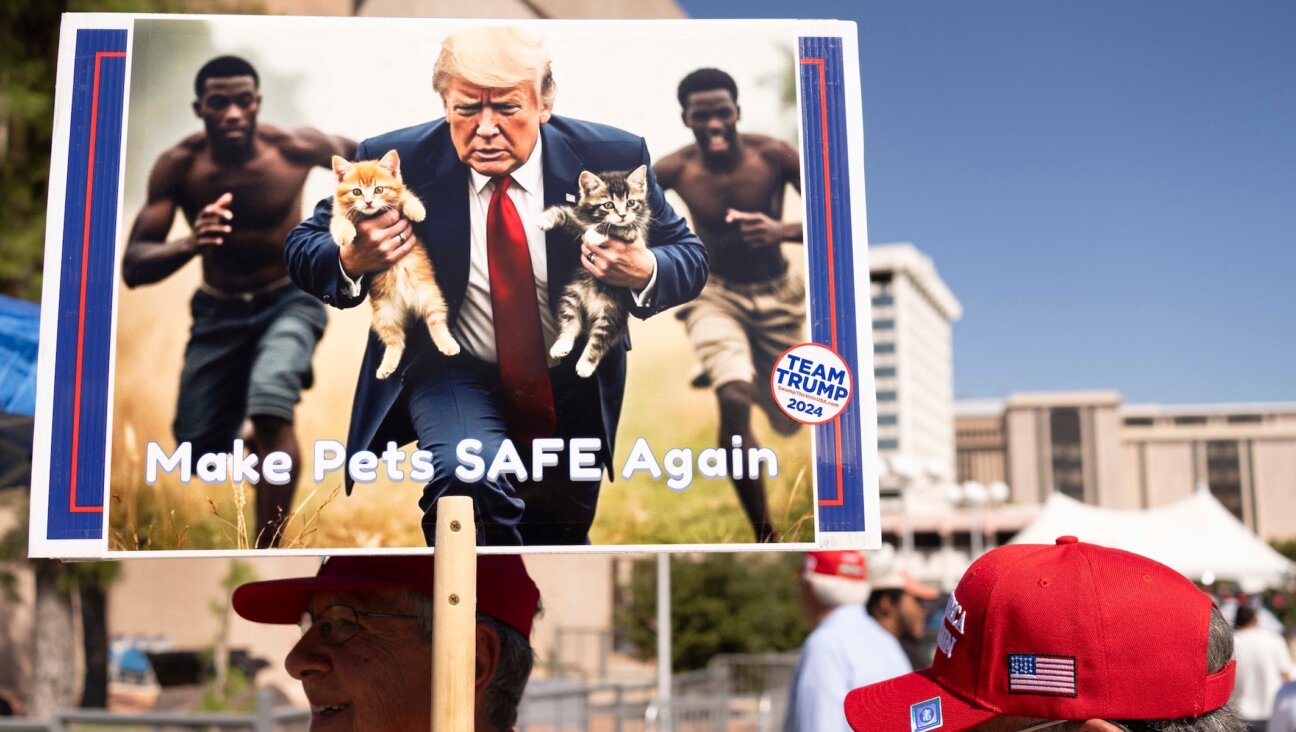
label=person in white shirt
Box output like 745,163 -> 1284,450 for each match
784,549 -> 932,732
1270,679 -> 1296,732
1232,605 -> 1296,731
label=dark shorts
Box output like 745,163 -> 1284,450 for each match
173,283 -> 327,455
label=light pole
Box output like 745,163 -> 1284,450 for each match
944,480 -> 1008,562
887,454 -> 919,564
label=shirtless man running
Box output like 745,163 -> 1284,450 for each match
654,67 -> 804,543
122,55 -> 355,548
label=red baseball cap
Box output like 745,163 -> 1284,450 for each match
804,550 -> 869,581
232,554 -> 540,638
845,537 -> 1235,731
802,550 -> 871,606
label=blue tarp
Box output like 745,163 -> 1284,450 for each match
0,294 -> 39,417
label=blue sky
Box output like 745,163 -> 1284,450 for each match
680,0 -> 1296,404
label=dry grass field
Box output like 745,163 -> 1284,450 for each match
109,245 -> 814,552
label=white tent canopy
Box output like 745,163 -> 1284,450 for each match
1010,486 -> 1294,592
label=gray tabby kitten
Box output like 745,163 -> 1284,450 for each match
537,165 -> 650,377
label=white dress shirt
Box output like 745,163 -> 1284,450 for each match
341,134 -> 657,366
461,136 -> 555,364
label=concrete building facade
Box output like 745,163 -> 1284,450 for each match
956,394 -> 1296,541
869,244 -> 962,479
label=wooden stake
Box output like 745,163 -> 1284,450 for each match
432,496 -> 476,732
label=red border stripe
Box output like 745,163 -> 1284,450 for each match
801,58 -> 847,508
69,50 -> 124,514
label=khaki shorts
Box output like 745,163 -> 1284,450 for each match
677,257 -> 807,429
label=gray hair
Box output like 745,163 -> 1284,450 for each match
1133,604 -> 1244,732
408,591 -> 535,730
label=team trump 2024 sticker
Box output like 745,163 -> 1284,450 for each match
770,343 -> 853,425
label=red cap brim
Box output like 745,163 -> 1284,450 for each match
233,575 -> 420,625
845,668 -> 997,732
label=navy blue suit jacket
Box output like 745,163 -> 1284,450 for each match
285,115 -> 708,489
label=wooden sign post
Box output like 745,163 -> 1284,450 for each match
432,496 -> 477,732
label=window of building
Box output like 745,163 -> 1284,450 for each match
1123,417 -> 1154,427
873,319 -> 895,331
877,391 -> 897,402
872,293 -> 894,307
877,414 -> 898,425
875,343 -> 896,354
1174,415 -> 1207,425
1226,414 -> 1263,424
875,366 -> 897,378
1206,440 -> 1244,521
878,438 -> 900,450
1050,408 -> 1085,501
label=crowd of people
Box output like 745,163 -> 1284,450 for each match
229,536 -> 1296,732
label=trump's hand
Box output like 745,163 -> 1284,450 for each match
582,229 -> 655,289
339,208 -> 416,279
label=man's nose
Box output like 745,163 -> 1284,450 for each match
222,105 -> 246,123
285,633 -> 331,680
476,109 -> 499,137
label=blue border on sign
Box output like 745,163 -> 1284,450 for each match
46,28 -> 127,540
799,36 -> 867,534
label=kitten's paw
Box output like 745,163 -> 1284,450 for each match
375,349 -> 399,380
403,197 -> 427,223
582,229 -> 608,246
330,219 -> 357,247
575,358 -> 598,378
433,332 -> 461,357
550,338 -> 575,359
536,208 -> 562,231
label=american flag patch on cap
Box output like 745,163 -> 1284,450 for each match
1007,654 -> 1077,696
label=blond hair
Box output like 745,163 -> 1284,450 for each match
433,26 -> 555,107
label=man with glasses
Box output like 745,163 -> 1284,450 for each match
232,554 -> 539,731
123,55 -> 355,548
844,537 -> 1246,732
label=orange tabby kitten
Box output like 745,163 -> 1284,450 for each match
330,149 -> 460,379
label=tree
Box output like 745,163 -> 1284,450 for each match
0,0 -> 263,301
67,562 -> 121,708
28,560 -> 78,717
617,553 -> 809,672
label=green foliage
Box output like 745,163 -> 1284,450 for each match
0,0 -> 263,301
59,560 -> 121,594
197,662 -> 255,712
617,553 -> 809,672
1272,538 -> 1296,565
208,558 -> 257,616
0,491 -> 30,601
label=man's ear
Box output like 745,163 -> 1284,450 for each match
474,622 -> 502,696
736,104 -> 742,122
539,102 -> 553,125
192,100 -> 202,118
1075,721 -> 1125,732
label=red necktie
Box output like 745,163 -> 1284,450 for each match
486,176 -> 556,444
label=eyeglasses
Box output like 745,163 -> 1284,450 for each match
298,605 -> 419,646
